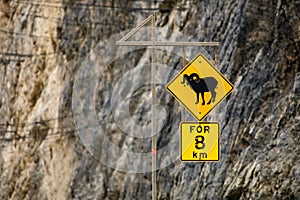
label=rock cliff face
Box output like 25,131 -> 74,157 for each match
0,0 -> 299,199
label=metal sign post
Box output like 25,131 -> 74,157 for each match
116,12 -> 219,200
151,13 -> 157,199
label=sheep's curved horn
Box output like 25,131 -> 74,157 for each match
181,74 -> 188,84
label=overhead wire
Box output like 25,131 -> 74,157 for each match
0,129 -> 75,141
0,124 -> 109,143
0,112 -> 77,127
12,0 -> 191,12
0,110 -> 115,142
0,8 -> 129,74
12,0 -> 161,11
0,0 -> 190,61
0,129 -> 76,155
8,8 -> 124,25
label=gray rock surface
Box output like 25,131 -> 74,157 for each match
0,0 -> 299,199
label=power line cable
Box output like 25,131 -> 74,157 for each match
13,0 -> 161,11
0,113 -> 77,127
12,0 -> 191,11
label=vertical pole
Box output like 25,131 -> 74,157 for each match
181,47 -> 187,121
214,47 -> 219,67
151,13 -> 157,200
214,47 -> 219,121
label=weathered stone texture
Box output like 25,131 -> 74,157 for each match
0,0 -> 299,199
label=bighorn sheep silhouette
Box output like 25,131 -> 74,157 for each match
181,73 -> 218,105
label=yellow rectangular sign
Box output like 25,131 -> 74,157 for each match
181,122 -> 219,162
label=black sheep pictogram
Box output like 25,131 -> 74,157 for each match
181,73 -> 218,105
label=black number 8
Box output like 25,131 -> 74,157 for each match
195,135 -> 205,149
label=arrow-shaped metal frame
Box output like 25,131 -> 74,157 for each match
116,12 -> 219,200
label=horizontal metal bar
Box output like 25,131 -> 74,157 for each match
116,41 -> 219,46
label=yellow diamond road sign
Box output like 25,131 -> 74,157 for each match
166,53 -> 234,121
181,122 -> 219,162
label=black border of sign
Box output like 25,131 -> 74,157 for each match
165,53 -> 234,121
180,121 -> 220,162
